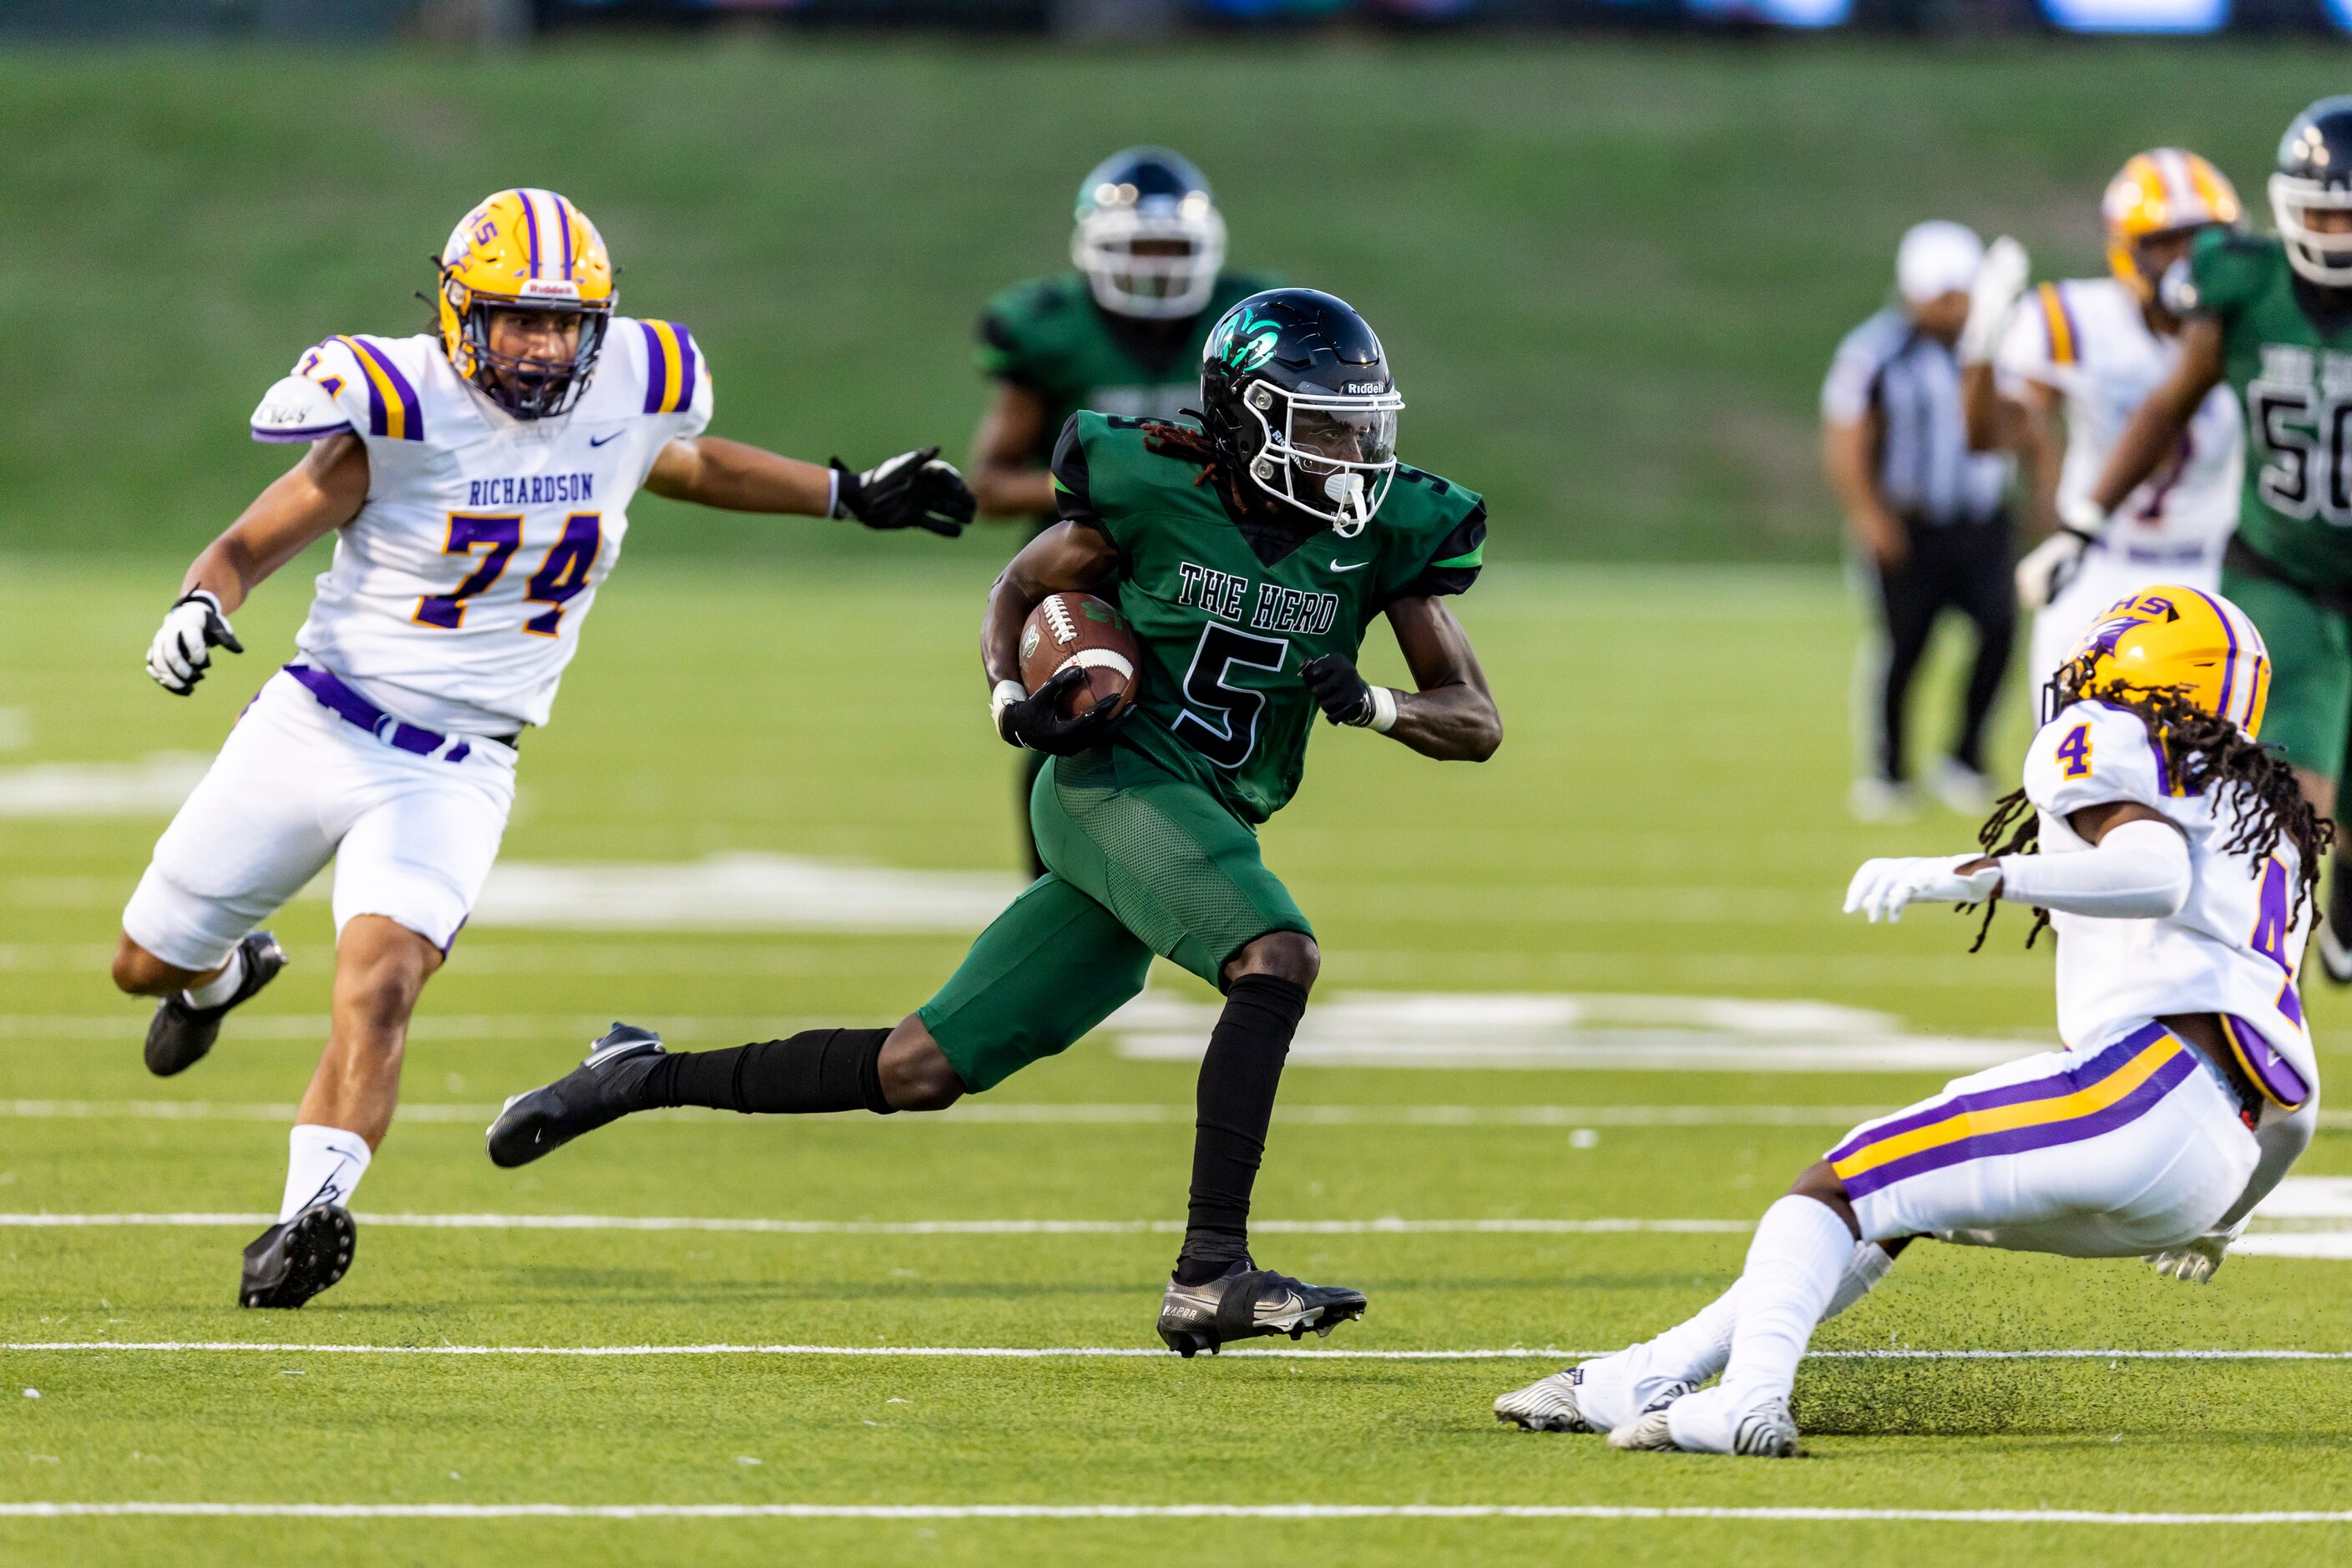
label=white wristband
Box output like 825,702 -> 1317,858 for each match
989,679 -> 1028,744
1368,685 -> 1399,734
826,469 -> 842,519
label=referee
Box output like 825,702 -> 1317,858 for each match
1822,220 -> 2018,822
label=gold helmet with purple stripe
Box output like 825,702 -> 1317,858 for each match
438,188 -> 615,418
2066,586 -> 2270,740
2102,149 -> 2243,302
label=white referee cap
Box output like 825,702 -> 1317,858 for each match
1895,220 -> 1984,303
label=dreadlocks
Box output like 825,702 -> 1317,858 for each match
1141,417 -> 1220,485
1966,666 -> 2329,953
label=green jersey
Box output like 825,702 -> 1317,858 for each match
2183,228 -> 2352,591
977,270 -> 1272,463
1050,411 -> 1487,825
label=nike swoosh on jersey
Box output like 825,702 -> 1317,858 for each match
1328,559 -> 1368,574
589,431 -> 621,448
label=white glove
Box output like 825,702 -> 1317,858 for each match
1958,235 -> 2030,365
2145,1223 -> 2242,1284
2014,529 -> 2092,611
145,590 -> 243,695
1844,854 -> 2001,925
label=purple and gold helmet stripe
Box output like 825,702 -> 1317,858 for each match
554,195 -> 575,281
335,336 -> 423,442
640,320 -> 696,415
518,188 -> 543,279
2186,587 -> 2241,726
1829,1025 -> 2190,1201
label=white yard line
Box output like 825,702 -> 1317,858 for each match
0,1099 -> 1907,1128
0,1211 -> 1752,1235
1,1502 -> 2349,1524
7,1341 -> 2350,1363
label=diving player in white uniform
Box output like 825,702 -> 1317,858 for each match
111,188 -> 976,1308
1495,586 -> 2321,1455
1961,150 -> 2247,683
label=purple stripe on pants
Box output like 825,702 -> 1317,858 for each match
1827,1024 -> 2167,1166
1839,1048 -> 2197,1201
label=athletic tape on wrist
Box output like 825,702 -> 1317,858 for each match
1368,685 -> 1399,734
990,679 -> 1028,745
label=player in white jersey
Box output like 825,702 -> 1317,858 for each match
1961,150 -> 2248,683
1495,586 -> 2322,1455
110,188 -> 976,1308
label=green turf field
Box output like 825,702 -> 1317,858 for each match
6,39 -> 2350,562
3,557 -> 2349,1564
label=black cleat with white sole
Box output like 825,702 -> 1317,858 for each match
1156,1259 -> 1367,1357
486,1023 -> 667,1169
144,930 -> 286,1078
239,1202 -> 356,1309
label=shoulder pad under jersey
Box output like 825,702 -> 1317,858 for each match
250,372 -> 353,444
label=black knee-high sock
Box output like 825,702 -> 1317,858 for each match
636,1028 -> 895,1115
1176,974 -> 1308,1284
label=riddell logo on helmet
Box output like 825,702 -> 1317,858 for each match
518,279 -> 582,301
1343,382 -> 1388,396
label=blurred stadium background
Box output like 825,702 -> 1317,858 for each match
3,31 -> 2344,565
7,18 -> 2352,1566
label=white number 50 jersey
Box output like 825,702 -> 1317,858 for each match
247,318 -> 713,733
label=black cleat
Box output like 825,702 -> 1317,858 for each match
486,1023 -> 666,1169
1156,1259 -> 1368,1358
144,930 -> 286,1077
239,1202 -> 356,1309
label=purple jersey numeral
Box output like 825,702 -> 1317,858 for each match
523,513 -> 602,636
414,513 -> 523,630
2251,855 -> 2293,973
2054,722 -> 2092,779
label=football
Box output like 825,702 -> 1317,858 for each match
1019,591 -> 1142,720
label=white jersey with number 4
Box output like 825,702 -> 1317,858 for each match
2024,699 -> 2314,1098
246,318 -> 714,734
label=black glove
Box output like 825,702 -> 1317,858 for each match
997,666 -> 1133,756
831,447 -> 975,539
1300,653 -> 1377,727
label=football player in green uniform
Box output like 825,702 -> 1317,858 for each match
489,289 -> 1502,1354
968,148 -> 1273,875
2080,97 -> 2352,979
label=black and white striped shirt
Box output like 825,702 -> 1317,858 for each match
1821,307 -> 2011,527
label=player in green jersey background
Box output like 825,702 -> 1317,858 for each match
966,148 -> 1274,875
489,288 -> 1502,1356
2084,97 -> 2352,980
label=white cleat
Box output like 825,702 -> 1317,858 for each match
1610,1390 -> 1798,1458
1730,1397 -> 1800,1457
1495,1367 -> 1599,1433
1607,1406 -> 1677,1452
1495,1363 -> 1692,1435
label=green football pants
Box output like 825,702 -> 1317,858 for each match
917,745 -> 1313,1092
2221,563 -> 2352,782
